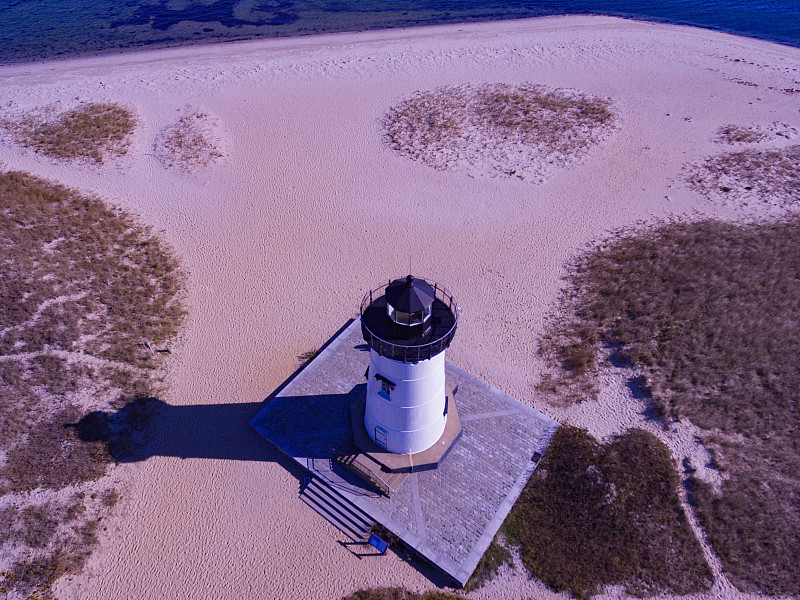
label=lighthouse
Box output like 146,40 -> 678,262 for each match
251,270 -> 558,583
360,275 -> 459,455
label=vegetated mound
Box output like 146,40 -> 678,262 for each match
714,124 -> 767,144
713,122 -> 797,145
539,217 -> 800,595
155,109 -> 227,172
0,171 -> 184,598
0,102 -> 136,162
382,83 -> 616,182
686,144 -> 800,208
504,426 -> 710,599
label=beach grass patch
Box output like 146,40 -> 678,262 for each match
539,217 -> 800,594
687,144 -> 800,206
464,537 -> 512,591
2,102 -> 136,162
155,110 -> 226,171
0,170 -> 184,597
383,83 -> 615,182
504,426 -> 711,599
714,124 -> 766,144
340,589 -> 463,600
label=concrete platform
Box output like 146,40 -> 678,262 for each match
250,319 -> 558,586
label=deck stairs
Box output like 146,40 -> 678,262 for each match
300,477 -> 374,542
334,449 -> 409,497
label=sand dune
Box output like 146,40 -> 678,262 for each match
0,15 -> 798,600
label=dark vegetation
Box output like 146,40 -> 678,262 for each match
297,347 -> 320,367
540,217 -> 800,594
0,171 -> 184,598
687,144 -> 800,207
345,428 -> 709,599
1,102 -> 136,162
463,538 -> 512,592
714,124 -> 766,144
383,83 -> 615,180
505,426 -> 710,599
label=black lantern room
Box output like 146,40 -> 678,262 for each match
360,275 -> 458,363
385,275 -> 435,332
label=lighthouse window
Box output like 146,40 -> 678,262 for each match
387,304 -> 432,326
374,373 -> 395,398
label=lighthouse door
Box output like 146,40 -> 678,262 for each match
374,426 -> 388,449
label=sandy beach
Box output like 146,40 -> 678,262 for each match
1,15 -> 798,600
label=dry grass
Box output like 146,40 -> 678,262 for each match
686,144 -> 800,207
0,499 -> 99,599
383,83 -> 615,181
714,124 -> 767,144
1,102 -> 136,163
155,110 -> 225,171
0,171 -> 185,597
504,426 -> 711,599
464,538 -> 512,591
540,217 -> 800,594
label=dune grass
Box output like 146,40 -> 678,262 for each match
539,217 -> 800,595
714,124 -> 766,144
2,102 -> 136,162
686,144 -> 800,207
383,83 -> 615,181
345,427 -> 709,599
463,538 -> 512,592
0,171 -> 184,598
155,110 -> 225,171
504,426 -> 711,599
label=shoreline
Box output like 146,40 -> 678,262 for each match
2,9 -> 799,68
0,15 -> 797,600
2,13 -> 799,76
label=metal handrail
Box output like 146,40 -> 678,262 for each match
360,277 -> 459,363
332,448 -> 395,497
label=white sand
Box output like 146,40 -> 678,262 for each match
1,15 -> 799,600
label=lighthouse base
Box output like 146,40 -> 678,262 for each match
249,319 -> 559,587
350,379 -> 462,475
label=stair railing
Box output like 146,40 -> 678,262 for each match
332,448 -> 395,497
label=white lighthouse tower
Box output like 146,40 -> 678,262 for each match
360,275 -> 459,455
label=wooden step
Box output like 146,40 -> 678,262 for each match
300,478 -> 374,542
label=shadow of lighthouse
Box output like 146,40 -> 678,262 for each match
71,390 -> 354,480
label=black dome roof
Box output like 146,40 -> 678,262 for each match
385,275 -> 434,313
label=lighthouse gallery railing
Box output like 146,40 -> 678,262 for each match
360,278 -> 459,363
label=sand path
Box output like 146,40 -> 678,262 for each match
0,15 -> 798,600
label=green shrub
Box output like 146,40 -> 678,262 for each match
541,217 -> 800,594
504,426 -> 711,598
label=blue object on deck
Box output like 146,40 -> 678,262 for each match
368,534 -> 389,554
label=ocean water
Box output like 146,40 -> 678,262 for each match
0,0 -> 798,64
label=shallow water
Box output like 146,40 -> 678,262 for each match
0,0 -> 798,64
